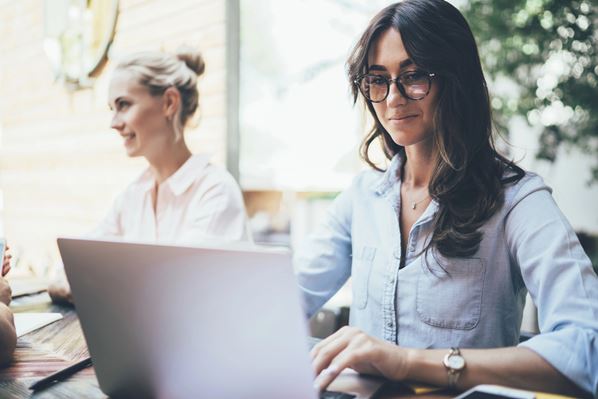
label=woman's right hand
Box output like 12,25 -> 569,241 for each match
310,326 -> 410,391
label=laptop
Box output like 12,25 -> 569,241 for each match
58,237 -> 386,399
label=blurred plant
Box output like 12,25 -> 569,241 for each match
462,0 -> 598,183
576,231 -> 598,274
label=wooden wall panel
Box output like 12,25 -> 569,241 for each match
0,0 -> 229,274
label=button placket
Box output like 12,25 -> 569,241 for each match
154,186 -> 169,239
382,182 -> 401,343
408,226 -> 419,255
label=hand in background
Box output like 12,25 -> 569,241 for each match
48,268 -> 73,305
2,244 -> 11,277
0,277 -> 11,306
0,276 -> 15,366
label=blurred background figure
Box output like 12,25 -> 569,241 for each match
0,275 -> 16,366
48,48 -> 250,303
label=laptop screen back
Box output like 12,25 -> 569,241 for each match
58,238 -> 317,399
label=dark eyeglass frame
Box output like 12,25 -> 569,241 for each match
354,70 -> 436,102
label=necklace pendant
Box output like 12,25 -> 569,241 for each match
411,202 -> 416,210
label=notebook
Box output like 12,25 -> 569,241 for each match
58,238 -> 385,399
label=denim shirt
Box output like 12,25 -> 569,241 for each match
294,153 -> 598,395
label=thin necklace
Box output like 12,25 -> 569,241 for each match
411,195 -> 430,210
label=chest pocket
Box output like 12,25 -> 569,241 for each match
351,246 -> 376,309
416,255 -> 485,330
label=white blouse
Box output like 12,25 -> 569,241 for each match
90,154 -> 250,245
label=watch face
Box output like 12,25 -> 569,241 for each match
448,355 -> 465,369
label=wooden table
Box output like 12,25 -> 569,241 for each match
0,293 -> 451,398
1,292 -> 106,398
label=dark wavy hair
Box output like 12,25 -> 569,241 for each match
347,0 -> 524,258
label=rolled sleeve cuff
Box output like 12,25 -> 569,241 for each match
519,328 -> 597,396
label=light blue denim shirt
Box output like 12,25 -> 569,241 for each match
294,153 -> 598,395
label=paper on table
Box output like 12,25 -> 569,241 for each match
14,313 -> 63,337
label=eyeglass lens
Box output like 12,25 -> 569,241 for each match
359,72 -> 430,102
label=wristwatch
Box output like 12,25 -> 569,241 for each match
443,347 -> 465,388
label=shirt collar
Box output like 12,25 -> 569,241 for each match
134,154 -> 210,196
370,150 -> 439,223
165,154 -> 209,196
371,151 -> 405,195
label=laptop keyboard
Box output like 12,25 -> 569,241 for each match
319,391 -> 356,399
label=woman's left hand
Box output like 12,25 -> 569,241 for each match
310,326 -> 410,391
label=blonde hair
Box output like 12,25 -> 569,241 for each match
114,47 -> 205,139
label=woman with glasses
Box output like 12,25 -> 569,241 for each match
49,48 -> 250,303
298,0 -> 598,396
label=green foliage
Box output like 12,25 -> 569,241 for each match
462,0 -> 598,182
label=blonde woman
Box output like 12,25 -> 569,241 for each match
50,48 -> 249,302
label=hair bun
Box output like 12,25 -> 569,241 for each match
176,47 -> 205,76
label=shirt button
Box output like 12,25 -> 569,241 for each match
387,321 -> 393,328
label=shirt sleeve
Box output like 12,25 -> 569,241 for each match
52,192 -> 124,275
179,174 -> 249,244
505,187 -> 598,396
86,193 -> 124,239
293,185 -> 354,318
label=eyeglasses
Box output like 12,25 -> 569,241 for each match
354,70 -> 436,102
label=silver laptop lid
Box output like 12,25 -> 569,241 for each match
58,237 -> 317,399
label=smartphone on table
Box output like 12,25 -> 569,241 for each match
454,385 -> 535,399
